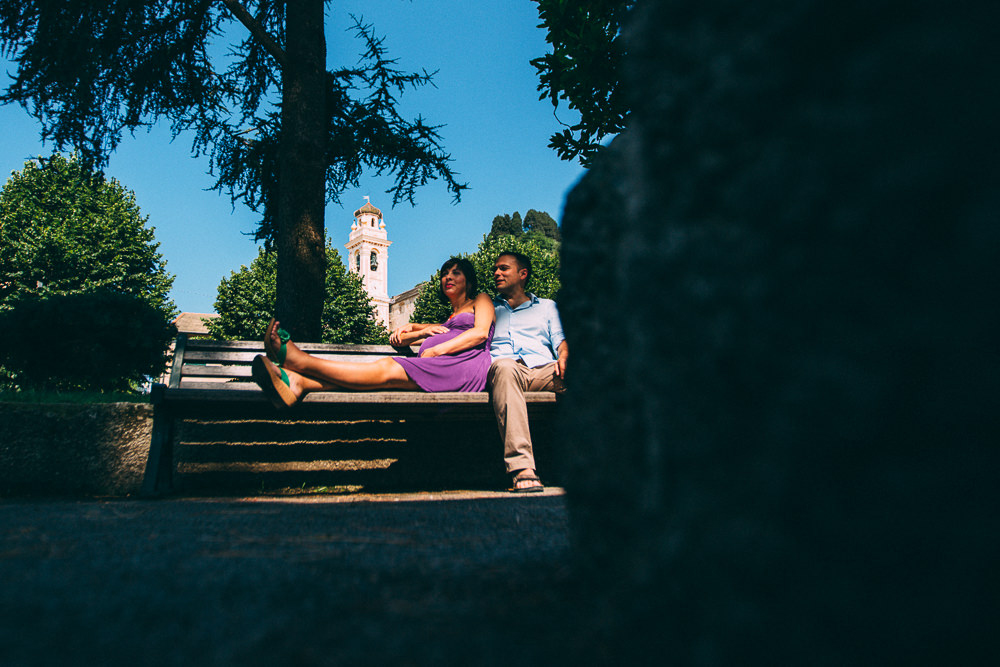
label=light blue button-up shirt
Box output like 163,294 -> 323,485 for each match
490,294 -> 565,368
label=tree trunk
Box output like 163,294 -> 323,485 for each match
275,0 -> 326,340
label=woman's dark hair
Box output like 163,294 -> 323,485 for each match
437,257 -> 478,303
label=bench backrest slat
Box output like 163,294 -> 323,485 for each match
164,336 -> 423,387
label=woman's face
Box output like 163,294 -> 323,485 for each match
441,264 -> 468,300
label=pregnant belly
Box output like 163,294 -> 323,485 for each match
419,328 -> 461,353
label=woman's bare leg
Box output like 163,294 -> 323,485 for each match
283,358 -> 418,394
266,324 -> 418,390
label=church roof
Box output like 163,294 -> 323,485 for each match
354,201 -> 383,218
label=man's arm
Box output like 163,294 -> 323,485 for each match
548,301 -> 567,378
555,340 -> 568,379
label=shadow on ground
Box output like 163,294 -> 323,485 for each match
0,493 -> 618,667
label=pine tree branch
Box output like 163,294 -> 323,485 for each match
218,0 -> 288,70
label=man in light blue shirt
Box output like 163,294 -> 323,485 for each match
488,252 -> 568,493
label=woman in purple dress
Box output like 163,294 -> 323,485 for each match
251,257 -> 495,409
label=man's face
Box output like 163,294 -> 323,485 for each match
493,255 -> 526,294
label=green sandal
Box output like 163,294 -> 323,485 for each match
264,318 -> 291,365
251,355 -> 297,409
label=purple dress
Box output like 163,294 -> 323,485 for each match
393,312 -> 495,392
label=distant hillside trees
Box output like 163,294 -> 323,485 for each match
489,212 -> 523,238
487,209 -> 561,245
523,209 -> 561,242
209,243 -> 388,344
0,154 -> 176,390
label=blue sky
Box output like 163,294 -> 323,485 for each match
0,0 -> 586,314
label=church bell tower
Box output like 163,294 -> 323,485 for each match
345,198 -> 391,325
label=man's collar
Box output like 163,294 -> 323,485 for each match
494,292 -> 538,308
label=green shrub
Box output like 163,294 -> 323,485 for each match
0,290 -> 176,392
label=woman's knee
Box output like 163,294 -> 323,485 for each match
376,357 -> 407,383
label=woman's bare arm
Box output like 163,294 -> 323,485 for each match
419,293 -> 495,358
389,321 -> 448,346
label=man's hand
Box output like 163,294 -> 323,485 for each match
555,341 -> 568,380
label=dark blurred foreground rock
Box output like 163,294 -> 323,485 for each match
558,0 -> 998,663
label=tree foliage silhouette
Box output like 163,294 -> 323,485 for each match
531,0 -> 634,166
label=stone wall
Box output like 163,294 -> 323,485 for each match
557,1 -> 998,662
0,402 -> 153,497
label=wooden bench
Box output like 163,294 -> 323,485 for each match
141,334 -> 559,495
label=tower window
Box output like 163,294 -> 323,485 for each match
370,250 -> 379,271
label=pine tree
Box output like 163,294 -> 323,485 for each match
0,1 -> 466,339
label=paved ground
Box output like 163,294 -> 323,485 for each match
0,489 -> 602,667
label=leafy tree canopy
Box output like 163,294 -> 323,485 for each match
208,242 -> 388,344
531,0 -> 634,166
0,153 -> 176,319
409,233 -> 561,325
0,153 -> 176,391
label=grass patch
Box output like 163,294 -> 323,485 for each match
0,389 -> 149,404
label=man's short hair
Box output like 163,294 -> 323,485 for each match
496,252 -> 532,291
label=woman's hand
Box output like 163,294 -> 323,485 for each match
389,324 -> 415,346
391,324 -> 448,346
419,346 -> 442,358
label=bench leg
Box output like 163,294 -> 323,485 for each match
141,404 -> 175,497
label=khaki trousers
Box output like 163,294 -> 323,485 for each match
487,358 -> 565,474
